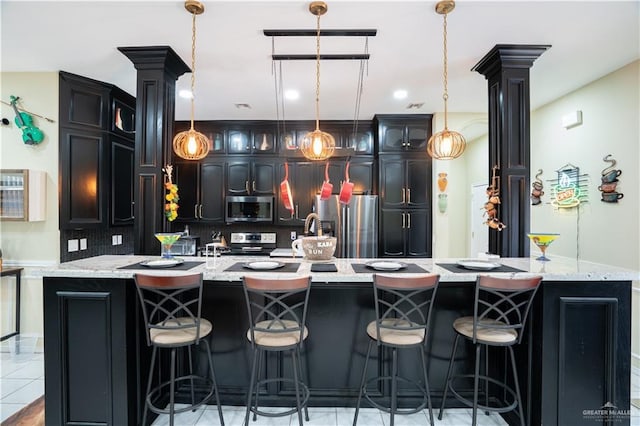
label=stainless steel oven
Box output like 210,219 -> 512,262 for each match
225,196 -> 273,223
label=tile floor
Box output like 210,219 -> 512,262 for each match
1,347 -> 639,425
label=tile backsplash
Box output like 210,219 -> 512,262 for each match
60,228 -> 134,262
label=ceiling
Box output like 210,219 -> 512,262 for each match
1,1 -> 639,123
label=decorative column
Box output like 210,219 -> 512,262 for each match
118,46 -> 190,254
472,44 -> 549,257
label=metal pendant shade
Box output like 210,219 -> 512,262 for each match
427,0 -> 466,160
173,0 -> 211,160
300,1 -> 335,161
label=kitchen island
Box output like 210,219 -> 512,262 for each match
41,255 -> 637,426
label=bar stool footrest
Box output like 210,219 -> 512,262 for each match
146,374 -> 216,415
448,373 -> 518,414
362,375 -> 428,415
251,377 -> 310,418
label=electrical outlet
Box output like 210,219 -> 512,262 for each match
290,231 -> 297,241
68,239 -> 79,252
112,235 -> 119,246
117,235 -> 123,245
80,238 -> 87,250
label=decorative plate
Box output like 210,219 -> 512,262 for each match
140,258 -> 184,268
243,261 -> 285,270
456,260 -> 502,270
365,261 -> 407,271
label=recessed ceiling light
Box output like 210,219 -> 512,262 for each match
284,90 -> 299,101
393,89 -> 408,100
178,89 -> 193,99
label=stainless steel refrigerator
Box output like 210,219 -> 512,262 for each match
314,195 -> 378,258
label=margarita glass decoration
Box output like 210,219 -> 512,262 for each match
527,233 -> 560,261
155,233 -> 182,259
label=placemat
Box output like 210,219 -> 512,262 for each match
224,262 -> 301,273
311,263 -> 338,272
436,263 -> 526,273
118,261 -> 205,271
351,263 -> 429,274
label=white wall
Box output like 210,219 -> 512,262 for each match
1,72 -> 60,343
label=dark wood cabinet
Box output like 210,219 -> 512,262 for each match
174,121 -> 225,155
111,138 -> 134,226
375,114 -> 432,153
59,72 -> 136,230
379,209 -> 431,257
275,161 -> 317,224
174,161 -> 225,222
379,157 -> 430,208
278,121 -> 374,156
59,127 -> 108,229
227,159 -> 276,196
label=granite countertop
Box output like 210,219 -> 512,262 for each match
37,255 -> 640,283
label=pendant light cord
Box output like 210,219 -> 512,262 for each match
442,12 -> 449,130
189,11 -> 197,131
314,13 -> 321,131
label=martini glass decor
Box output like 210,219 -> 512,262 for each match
527,233 -> 560,261
155,233 -> 182,259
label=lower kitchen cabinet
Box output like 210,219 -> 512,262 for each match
174,160 -> 225,222
379,209 -> 431,257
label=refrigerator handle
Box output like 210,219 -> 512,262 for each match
342,204 -> 348,258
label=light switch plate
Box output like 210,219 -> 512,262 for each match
68,239 -> 79,252
112,235 -> 119,246
80,238 -> 87,250
117,235 -> 123,245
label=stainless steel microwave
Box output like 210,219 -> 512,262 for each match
225,196 -> 274,223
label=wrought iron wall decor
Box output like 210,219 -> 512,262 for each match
599,154 -> 623,203
531,169 -> 544,205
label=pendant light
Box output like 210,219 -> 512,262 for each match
427,0 -> 466,160
300,1 -> 335,161
172,0 -> 211,160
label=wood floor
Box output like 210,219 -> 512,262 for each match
1,395 -> 44,426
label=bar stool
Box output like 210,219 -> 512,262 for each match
353,273 -> 440,426
242,275 -> 312,426
134,273 -> 224,426
438,275 -> 542,426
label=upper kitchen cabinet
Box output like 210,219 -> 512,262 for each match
275,161 -> 318,224
110,137 -> 135,226
59,71 -> 109,131
110,87 -> 136,137
227,159 -> 276,196
174,121 -> 225,155
379,156 -> 431,209
174,160 -> 225,222
374,114 -> 432,153
278,121 -> 374,156
227,123 -> 277,154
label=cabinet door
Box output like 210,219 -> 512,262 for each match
59,72 -> 109,130
175,121 -> 225,154
227,162 -> 251,195
174,162 -> 200,221
323,161 -> 345,195
406,210 -> 431,257
379,209 -> 405,257
406,159 -> 431,208
251,161 -> 276,195
59,128 -> 107,229
292,161 -> 317,221
252,128 -> 277,154
111,139 -> 134,226
405,122 -> 430,151
345,128 -> 374,155
348,160 -> 375,195
199,162 -> 225,222
378,123 -> 406,152
227,129 -> 251,153
379,157 -> 405,208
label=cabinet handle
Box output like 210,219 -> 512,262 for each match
295,204 -> 299,219
407,213 -> 411,228
402,212 -> 406,229
401,188 -> 405,204
406,188 -> 411,204
252,181 -> 256,192
199,204 -> 203,218
194,204 -> 199,219
245,181 -> 250,193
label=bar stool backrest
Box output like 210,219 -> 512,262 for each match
134,273 -> 205,347
473,275 -> 542,345
242,276 -> 312,349
372,274 -> 440,345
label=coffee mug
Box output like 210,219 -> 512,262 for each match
291,239 -> 305,256
598,182 -> 618,193
601,169 -> 622,183
601,192 -> 623,202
